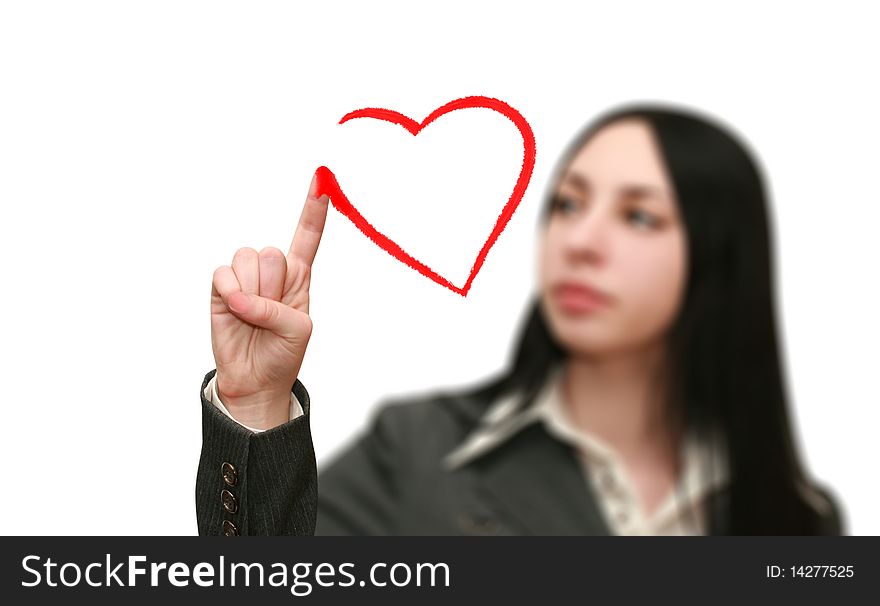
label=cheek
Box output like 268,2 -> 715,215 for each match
536,227 -> 560,286
616,233 -> 687,330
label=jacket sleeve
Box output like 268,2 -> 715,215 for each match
196,368 -> 317,536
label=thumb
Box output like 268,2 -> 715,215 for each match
226,291 -> 302,340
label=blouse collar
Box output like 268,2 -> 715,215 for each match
443,364 -> 729,509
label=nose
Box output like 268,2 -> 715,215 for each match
561,203 -> 612,265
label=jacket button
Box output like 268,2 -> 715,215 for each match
221,489 -> 238,514
457,512 -> 502,535
222,520 -> 239,536
221,462 -> 237,486
598,470 -> 617,492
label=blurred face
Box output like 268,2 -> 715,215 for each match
538,119 -> 688,358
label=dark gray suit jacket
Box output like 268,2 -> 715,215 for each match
196,369 -> 845,536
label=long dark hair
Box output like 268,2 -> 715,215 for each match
467,102 -> 842,535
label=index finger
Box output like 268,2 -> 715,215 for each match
287,170 -> 330,267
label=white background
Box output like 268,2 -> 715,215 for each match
1,1 -> 877,535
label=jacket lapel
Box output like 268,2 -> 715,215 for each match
466,422 -> 614,535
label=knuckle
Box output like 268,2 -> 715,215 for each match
301,314 -> 314,336
264,301 -> 280,324
233,247 -> 258,262
259,246 -> 284,259
292,260 -> 311,283
212,265 -> 232,291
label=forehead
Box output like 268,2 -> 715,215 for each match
563,119 -> 672,190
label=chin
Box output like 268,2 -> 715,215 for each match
547,322 -> 617,355
558,338 -> 620,359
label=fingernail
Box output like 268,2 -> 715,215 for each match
228,292 -> 250,314
309,171 -> 319,198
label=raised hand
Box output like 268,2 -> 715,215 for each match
209,171 -> 330,429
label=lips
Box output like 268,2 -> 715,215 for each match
552,281 -> 613,313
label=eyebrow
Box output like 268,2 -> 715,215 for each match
562,172 -> 671,204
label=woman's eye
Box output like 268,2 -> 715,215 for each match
551,195 -> 579,214
626,208 -> 661,229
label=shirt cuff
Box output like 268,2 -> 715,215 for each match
204,374 -> 305,433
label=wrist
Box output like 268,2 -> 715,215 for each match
219,389 -> 292,431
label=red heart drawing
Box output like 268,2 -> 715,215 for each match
314,95 -> 536,297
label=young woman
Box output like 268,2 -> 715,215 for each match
197,103 -> 844,536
